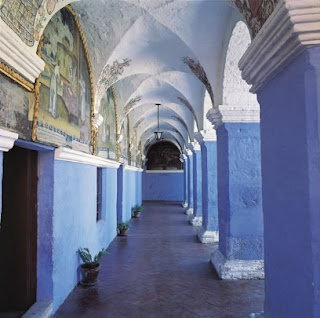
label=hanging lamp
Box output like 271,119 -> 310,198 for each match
154,103 -> 163,140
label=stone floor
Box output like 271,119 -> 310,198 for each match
54,202 -> 264,318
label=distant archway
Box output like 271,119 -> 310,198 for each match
146,141 -> 182,170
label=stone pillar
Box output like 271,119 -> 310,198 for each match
179,154 -> 188,208
194,130 -> 219,243
240,2 -> 320,316
189,141 -> 202,226
184,149 -> 194,215
207,106 -> 264,280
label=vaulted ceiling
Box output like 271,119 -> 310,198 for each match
1,0 -> 274,155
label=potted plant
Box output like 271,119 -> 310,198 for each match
117,222 -> 129,236
132,204 -> 143,218
77,247 -> 108,286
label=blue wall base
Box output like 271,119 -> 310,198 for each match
210,245 -> 264,280
197,227 -> 219,243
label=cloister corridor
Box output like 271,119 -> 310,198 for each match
54,203 -> 264,318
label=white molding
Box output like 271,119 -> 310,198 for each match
54,147 -> 120,169
239,0 -> 320,93
197,227 -> 219,243
185,208 -> 193,215
210,245 -> 265,280
146,170 -> 184,174
189,216 -> 202,226
22,300 -> 52,318
194,129 -> 217,145
219,104 -> 260,123
124,165 -> 143,172
179,154 -> 187,162
0,128 -> 18,152
0,20 -> 45,83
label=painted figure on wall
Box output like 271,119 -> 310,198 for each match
32,7 -> 92,152
49,63 -> 61,118
97,87 -> 117,160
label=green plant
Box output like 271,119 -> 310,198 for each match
117,222 -> 129,231
77,247 -> 109,269
133,204 -> 143,212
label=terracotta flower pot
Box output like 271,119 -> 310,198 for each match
118,229 -> 128,236
80,264 -> 100,286
133,210 -> 141,218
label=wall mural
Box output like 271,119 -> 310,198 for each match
99,58 -> 132,89
146,141 -> 182,170
32,7 -> 92,152
119,115 -> 129,163
0,73 -> 33,139
123,95 -> 142,116
182,57 -> 215,107
234,0 -> 279,37
0,0 -> 43,46
97,87 -> 117,160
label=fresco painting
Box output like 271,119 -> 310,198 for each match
119,115 -> 129,162
97,87 -> 117,160
34,7 -> 91,151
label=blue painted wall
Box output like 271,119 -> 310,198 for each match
142,171 -> 184,201
37,151 -> 54,302
217,123 -> 263,260
201,141 -> 218,232
258,47 -> 320,317
52,161 -> 118,313
193,149 -> 202,217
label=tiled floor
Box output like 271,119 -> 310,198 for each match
54,203 -> 264,318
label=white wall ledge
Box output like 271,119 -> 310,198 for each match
124,165 -> 143,172
0,128 -> 18,152
54,147 -> 120,169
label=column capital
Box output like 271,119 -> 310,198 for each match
191,141 -> 201,151
0,128 -> 18,152
183,149 -> 193,156
179,153 -> 187,162
206,108 -> 223,128
194,129 -> 217,145
239,0 -> 320,93
219,104 -> 260,123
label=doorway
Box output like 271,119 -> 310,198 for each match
0,146 -> 38,315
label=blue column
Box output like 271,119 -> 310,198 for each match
185,149 -> 194,215
257,46 -> 320,317
116,164 -> 124,223
211,122 -> 264,279
180,154 -> 188,208
195,130 -> 219,243
189,143 -> 202,226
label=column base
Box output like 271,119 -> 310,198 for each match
182,202 -> 188,208
210,245 -> 264,280
197,227 -> 219,243
185,208 -> 193,215
248,312 -> 264,318
189,216 -> 202,226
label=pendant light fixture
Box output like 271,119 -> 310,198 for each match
154,103 -> 163,140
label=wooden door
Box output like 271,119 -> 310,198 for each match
0,147 -> 38,313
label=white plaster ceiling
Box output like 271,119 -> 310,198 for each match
72,0 -> 248,153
